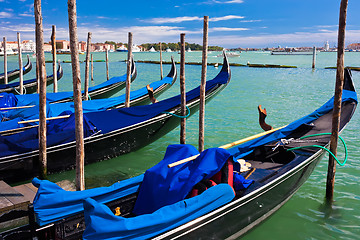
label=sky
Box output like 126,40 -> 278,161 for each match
1,0 -> 360,48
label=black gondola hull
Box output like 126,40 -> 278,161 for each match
0,81 -> 227,182
161,151 -> 324,239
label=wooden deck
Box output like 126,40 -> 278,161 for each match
0,180 -> 75,233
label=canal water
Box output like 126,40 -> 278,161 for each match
1,51 -> 359,239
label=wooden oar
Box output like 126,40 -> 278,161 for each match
0,124 -> 39,135
168,125 -> 286,168
18,114 -> 70,124
0,105 -> 35,111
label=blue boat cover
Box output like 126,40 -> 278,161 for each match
0,93 -> 18,109
83,184 -> 235,240
0,76 -> 173,123
228,89 -> 358,159
0,73 -> 129,108
32,174 -> 144,226
0,70 -> 228,157
132,145 -> 232,215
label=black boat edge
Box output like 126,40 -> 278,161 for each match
0,54 -> 33,84
0,62 -> 64,94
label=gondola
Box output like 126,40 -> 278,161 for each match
0,57 -> 136,107
0,54 -> 230,182
0,63 -> 63,94
0,58 -> 176,132
24,68 -> 356,240
0,55 -> 33,84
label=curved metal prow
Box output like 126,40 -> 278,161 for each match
166,56 -> 177,81
212,50 -> 231,83
344,68 -> 355,92
57,61 -> 64,80
130,55 -> 137,81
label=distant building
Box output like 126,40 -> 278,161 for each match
91,43 -> 115,52
347,43 -> 360,50
324,41 -> 330,51
21,40 -> 36,52
43,43 -> 52,52
55,40 -> 70,51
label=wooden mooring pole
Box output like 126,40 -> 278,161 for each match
312,46 -> 316,69
3,37 -> 7,84
125,32 -> 133,108
198,16 -> 209,153
326,0 -> 348,203
84,32 -> 92,100
34,0 -> 47,179
159,42 -> 163,79
106,48 -> 109,80
17,32 -> 23,95
68,0 -> 85,191
51,25 -> 58,93
180,33 -> 186,144
91,53 -> 94,82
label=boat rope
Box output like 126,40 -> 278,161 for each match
162,105 -> 190,118
286,133 -> 348,166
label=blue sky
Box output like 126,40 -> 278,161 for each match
1,0 -> 360,48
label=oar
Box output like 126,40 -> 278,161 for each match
0,105 -> 35,110
168,125 -> 286,168
0,124 -> 39,135
18,114 -> 71,124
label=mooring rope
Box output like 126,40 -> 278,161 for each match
287,133 -> 348,166
162,105 -> 190,118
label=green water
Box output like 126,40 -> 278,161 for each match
1,51 -> 359,239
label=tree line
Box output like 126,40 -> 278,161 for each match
105,41 -> 223,51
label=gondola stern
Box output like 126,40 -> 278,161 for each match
57,62 -> 64,80
344,68 -> 356,93
130,55 -> 137,82
166,56 -> 177,85
25,54 -> 32,73
214,50 -> 231,84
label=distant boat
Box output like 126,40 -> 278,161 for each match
0,48 -> 17,56
217,52 -> 240,57
166,48 -> 172,52
116,45 -> 128,52
187,47 -> 192,52
132,45 -> 142,52
149,47 -> 156,52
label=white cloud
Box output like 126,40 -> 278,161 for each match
0,12 -> 13,18
211,27 -> 249,32
204,0 -> 244,4
146,15 -> 244,24
206,30 -> 360,47
211,15 -> 244,21
240,20 -> 261,23
147,16 -> 202,24
96,16 -> 110,19
2,22 -> 360,49
19,13 -> 33,17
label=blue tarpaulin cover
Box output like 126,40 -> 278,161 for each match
32,174 -> 144,226
0,71 -> 228,157
228,89 -> 358,159
83,184 -> 235,240
0,76 -> 173,128
0,73 -> 129,109
132,145 -> 232,215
